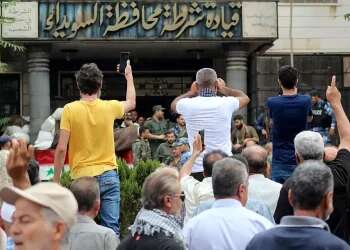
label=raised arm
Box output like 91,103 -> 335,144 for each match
180,134 -> 203,179
326,76 -> 350,150
170,82 -> 198,113
217,78 -> 250,109
6,139 -> 33,189
120,60 -> 136,113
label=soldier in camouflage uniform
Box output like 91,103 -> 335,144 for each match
154,130 -> 176,163
164,141 -> 183,171
144,105 -> 170,157
132,127 -> 152,165
172,113 -> 188,139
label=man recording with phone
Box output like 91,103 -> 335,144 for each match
53,60 -> 136,238
171,68 -> 250,181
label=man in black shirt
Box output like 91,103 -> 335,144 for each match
274,76 -> 350,241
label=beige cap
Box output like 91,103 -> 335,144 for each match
0,182 -> 78,228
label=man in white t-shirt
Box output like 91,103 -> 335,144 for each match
171,68 -> 250,180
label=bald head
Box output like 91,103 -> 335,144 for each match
242,145 -> 268,174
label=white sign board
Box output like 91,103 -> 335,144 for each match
1,2 -> 38,38
242,2 -> 278,38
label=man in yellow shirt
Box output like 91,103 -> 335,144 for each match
53,62 -> 135,237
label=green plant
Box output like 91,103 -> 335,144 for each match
0,117 -> 10,134
60,170 -> 73,188
119,159 -> 160,237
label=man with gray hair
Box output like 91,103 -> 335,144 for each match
68,177 -> 119,250
118,167 -> 185,250
274,76 -> 350,241
171,68 -> 250,180
247,161 -> 350,250
183,158 -> 272,250
0,182 -> 78,250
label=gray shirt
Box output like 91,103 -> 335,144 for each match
67,215 -> 119,250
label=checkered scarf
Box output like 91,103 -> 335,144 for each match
130,208 -> 183,241
199,88 -> 217,97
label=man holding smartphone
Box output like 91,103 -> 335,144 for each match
53,61 -> 136,238
171,68 -> 250,180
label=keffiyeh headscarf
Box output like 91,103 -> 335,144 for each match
130,208 -> 183,241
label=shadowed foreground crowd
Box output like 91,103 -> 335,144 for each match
0,63 -> 349,250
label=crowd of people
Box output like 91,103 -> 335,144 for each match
0,62 -> 349,250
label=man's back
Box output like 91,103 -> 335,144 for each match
267,95 -> 311,181
68,215 -> 119,250
248,174 -> 282,214
61,99 -> 124,179
246,225 -> 350,250
183,199 -> 273,250
176,96 -> 239,173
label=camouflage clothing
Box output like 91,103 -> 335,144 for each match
132,139 -> 152,165
165,157 -> 182,171
154,142 -> 172,163
172,125 -> 188,139
144,118 -> 170,156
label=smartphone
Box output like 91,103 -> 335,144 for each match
119,52 -> 130,74
199,129 -> 205,145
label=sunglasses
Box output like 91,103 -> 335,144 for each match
172,192 -> 186,202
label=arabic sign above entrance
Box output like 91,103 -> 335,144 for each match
39,1 -> 242,40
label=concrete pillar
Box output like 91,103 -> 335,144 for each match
27,48 -> 50,143
225,48 -> 248,117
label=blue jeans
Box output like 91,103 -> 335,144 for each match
271,164 -> 295,184
95,170 -> 120,237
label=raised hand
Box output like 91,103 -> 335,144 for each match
6,139 -> 33,189
190,82 -> 199,96
216,78 -> 226,92
192,133 -> 203,158
326,75 -> 341,106
124,60 -> 133,81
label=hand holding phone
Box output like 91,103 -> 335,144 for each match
119,52 -> 130,74
199,129 -> 205,148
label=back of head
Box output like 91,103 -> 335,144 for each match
278,65 -> 298,90
294,131 -> 324,161
212,158 -> 248,199
203,150 -> 228,177
242,145 -> 268,174
142,168 -> 179,210
75,63 -> 103,95
290,160 -> 333,210
196,68 -> 217,89
70,177 -> 100,212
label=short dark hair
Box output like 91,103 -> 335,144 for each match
310,89 -> 321,98
212,158 -> 248,199
75,63 -> 103,95
70,177 -> 100,212
278,65 -> 298,90
203,150 -> 228,176
165,130 -> 175,136
290,161 -> 333,210
139,126 -> 148,135
233,114 -> 243,121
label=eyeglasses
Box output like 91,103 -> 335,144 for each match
172,192 -> 186,202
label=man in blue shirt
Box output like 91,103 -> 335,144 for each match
246,161 -> 350,250
267,66 -> 312,183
